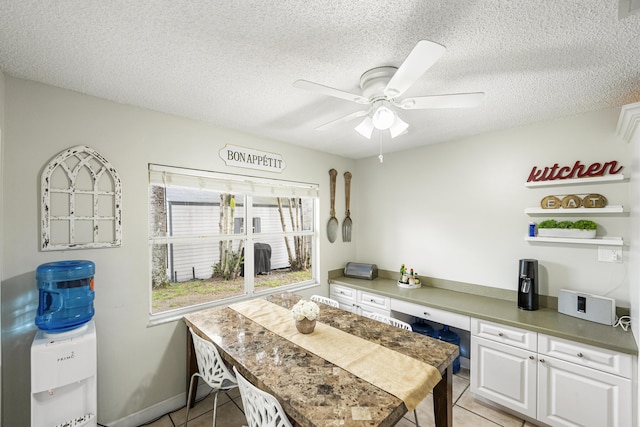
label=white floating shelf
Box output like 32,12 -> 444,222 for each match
525,236 -> 624,246
524,174 -> 625,188
525,206 -> 624,214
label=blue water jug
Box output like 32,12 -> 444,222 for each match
435,325 -> 461,374
35,260 -> 95,333
411,320 -> 435,337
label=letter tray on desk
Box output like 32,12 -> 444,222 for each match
344,262 -> 378,280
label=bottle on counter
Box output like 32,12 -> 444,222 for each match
409,268 -> 415,285
400,264 -> 406,282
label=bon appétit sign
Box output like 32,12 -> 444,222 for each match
219,144 -> 286,173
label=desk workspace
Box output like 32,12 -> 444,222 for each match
183,293 -> 459,427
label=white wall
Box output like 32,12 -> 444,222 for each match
617,101 -> 640,424
0,76 -> 356,426
0,69 -> 5,426
355,108 -> 631,305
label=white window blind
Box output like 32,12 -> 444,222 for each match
149,164 -> 319,198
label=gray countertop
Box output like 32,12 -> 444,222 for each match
330,275 -> 638,355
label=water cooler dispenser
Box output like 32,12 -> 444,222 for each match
31,260 -> 97,427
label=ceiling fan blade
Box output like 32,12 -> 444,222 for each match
314,109 -> 369,131
397,92 -> 485,110
384,40 -> 446,99
294,80 -> 369,104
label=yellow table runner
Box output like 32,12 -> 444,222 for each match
229,299 -> 442,411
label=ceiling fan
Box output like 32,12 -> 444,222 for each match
293,40 -> 484,139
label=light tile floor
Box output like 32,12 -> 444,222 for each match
142,368 -> 537,427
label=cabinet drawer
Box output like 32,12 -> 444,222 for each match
360,305 -> 391,319
330,284 -> 356,302
539,334 -> 632,378
358,290 -> 390,310
391,299 -> 470,331
471,318 -> 537,351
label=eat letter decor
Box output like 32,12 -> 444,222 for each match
527,160 -> 623,183
541,194 -> 607,209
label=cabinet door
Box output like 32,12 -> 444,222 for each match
471,336 -> 537,419
538,356 -> 631,427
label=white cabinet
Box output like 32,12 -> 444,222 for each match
471,318 -> 633,427
537,334 -> 632,427
538,354 -> 631,427
329,284 -> 390,316
471,319 -> 537,418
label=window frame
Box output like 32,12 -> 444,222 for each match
148,164 -> 320,325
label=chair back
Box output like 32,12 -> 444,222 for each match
190,328 -> 237,390
310,295 -> 340,308
365,312 -> 413,331
233,366 -> 293,427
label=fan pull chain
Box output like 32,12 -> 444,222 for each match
378,132 -> 384,163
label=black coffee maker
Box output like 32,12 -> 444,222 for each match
518,259 -> 539,311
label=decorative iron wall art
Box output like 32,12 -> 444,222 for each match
41,145 -> 122,250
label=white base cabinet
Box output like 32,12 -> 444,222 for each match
471,318 -> 632,427
471,336 -> 537,419
330,283 -> 390,316
538,355 -> 631,427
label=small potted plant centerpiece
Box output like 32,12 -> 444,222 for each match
536,219 -> 597,239
291,299 -> 320,334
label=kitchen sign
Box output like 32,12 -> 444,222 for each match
526,160 -> 623,183
219,144 -> 286,173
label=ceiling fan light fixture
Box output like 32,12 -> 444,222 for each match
389,115 -> 409,138
371,104 -> 395,130
354,116 -> 374,139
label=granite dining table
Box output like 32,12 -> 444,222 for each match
183,293 -> 459,427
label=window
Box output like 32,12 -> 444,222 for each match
148,164 -> 319,320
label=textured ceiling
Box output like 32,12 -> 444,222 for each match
0,1 -> 639,159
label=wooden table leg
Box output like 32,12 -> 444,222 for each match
432,366 -> 453,427
186,329 -> 198,408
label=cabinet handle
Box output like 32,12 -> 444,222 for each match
498,332 -> 504,337
577,352 -> 584,358
529,355 -> 535,360
423,312 -> 430,316
539,359 -> 545,363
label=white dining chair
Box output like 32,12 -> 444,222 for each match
186,328 -> 238,427
310,294 -> 340,308
365,312 -> 413,331
233,366 -> 293,427
364,312 -> 420,426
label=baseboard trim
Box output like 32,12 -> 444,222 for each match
105,384 -> 212,427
